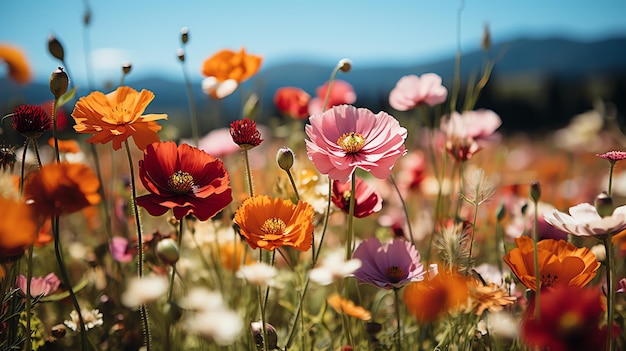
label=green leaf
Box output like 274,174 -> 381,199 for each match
57,86 -> 78,108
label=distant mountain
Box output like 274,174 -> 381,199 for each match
2,35 -> 626,137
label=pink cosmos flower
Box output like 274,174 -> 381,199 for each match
16,273 -> 61,297
331,177 -> 383,218
596,151 -> 626,162
274,87 -> 311,119
352,238 -> 425,289
308,80 -> 356,114
440,109 -> 501,161
305,105 -> 407,183
389,73 -> 448,111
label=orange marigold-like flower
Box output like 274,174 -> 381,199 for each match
234,195 -> 314,251
466,278 -> 516,315
71,86 -> 167,150
503,236 -> 599,291
48,138 -> 80,154
404,272 -> 469,324
0,44 -> 32,84
0,195 -> 39,257
201,47 -> 262,99
327,293 -> 371,321
23,162 -> 101,218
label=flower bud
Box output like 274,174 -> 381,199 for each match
595,192 -> 613,217
177,48 -> 185,63
496,201 -> 506,222
276,147 -> 294,171
482,23 -> 491,52
180,27 -> 189,44
0,144 -> 16,172
122,62 -> 132,75
156,238 -> 179,265
337,58 -> 352,73
47,34 -> 65,62
529,181 -> 541,203
83,9 -> 92,26
50,67 -> 69,99
250,321 -> 278,350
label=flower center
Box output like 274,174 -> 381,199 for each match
167,171 -> 195,194
541,273 -> 559,288
558,311 -> 582,333
385,266 -> 405,283
337,132 -> 365,153
261,218 -> 286,235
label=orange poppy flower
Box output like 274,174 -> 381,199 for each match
234,195 -> 314,251
0,195 -> 39,257
0,44 -> 32,84
201,47 -> 262,99
211,239 -> 255,272
503,236 -> 599,291
327,293 -> 371,321
404,272 -> 469,324
71,86 -> 168,150
23,162 -> 101,218
48,138 -> 80,154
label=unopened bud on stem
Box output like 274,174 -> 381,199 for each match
595,192 -> 613,217
276,147 -> 295,171
122,62 -> 132,75
530,181 -> 541,203
50,67 -> 69,99
337,58 -> 352,73
180,27 -> 189,44
48,34 -> 65,62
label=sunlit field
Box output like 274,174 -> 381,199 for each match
2,7 -> 626,351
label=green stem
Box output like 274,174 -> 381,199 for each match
52,97 -> 60,163
31,138 -> 43,167
25,244 -> 34,351
604,235 -> 615,351
124,140 -> 151,350
19,139 -> 29,194
532,199 -> 541,320
313,179 -> 332,264
394,288 -> 402,351
390,174 -> 414,246
345,173 -> 357,260
53,216 -> 88,351
243,148 -> 254,198
181,59 -> 200,147
608,161 -> 615,196
465,201 -> 478,276
285,169 -> 300,202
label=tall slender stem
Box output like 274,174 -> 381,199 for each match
532,200 -> 541,320
286,169 -> 300,202
608,161 -> 615,196
604,235 -> 615,351
394,288 -> 402,351
124,140 -> 151,350
390,174 -> 414,246
25,244 -> 34,351
19,139 -> 29,194
181,60 -> 200,147
53,216 -> 88,351
243,148 -> 254,198
345,174 -> 357,260
52,97 -> 60,163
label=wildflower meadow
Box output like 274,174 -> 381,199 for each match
2,5 -> 626,351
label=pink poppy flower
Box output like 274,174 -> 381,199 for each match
308,80 -> 356,114
352,238 -> 425,289
331,177 -> 383,218
389,73 -> 448,111
274,87 -> 311,120
440,109 -> 501,161
305,104 -> 407,183
196,128 -> 240,158
16,273 -> 61,297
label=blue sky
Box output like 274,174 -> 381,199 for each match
2,0 -> 626,85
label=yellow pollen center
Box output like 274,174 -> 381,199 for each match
385,266 -> 405,283
337,132 -> 365,153
106,106 -> 132,124
261,218 -> 286,235
167,171 -> 195,194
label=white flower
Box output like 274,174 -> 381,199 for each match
543,202 -> 626,237
64,308 -> 103,331
236,262 -> 276,286
180,288 -> 242,345
309,249 -> 361,285
121,275 -> 169,308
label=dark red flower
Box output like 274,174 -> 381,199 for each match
229,118 -> 263,149
522,285 -> 619,351
11,104 -> 51,138
136,141 -> 232,221
331,177 -> 382,218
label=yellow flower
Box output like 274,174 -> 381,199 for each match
72,86 -> 167,150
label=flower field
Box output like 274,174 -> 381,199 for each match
2,19 -> 626,351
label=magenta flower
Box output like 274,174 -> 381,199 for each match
352,238 -> 425,289
16,273 -> 61,297
331,177 -> 383,218
110,236 -> 134,263
617,278 -> 626,293
389,73 -> 448,111
305,105 -> 407,183
597,151 -> 626,162
308,80 -> 356,114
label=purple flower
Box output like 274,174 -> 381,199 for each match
352,238 -> 425,289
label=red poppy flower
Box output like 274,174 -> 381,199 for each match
136,141 -> 232,221
274,87 -> 311,119
331,177 -> 382,218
